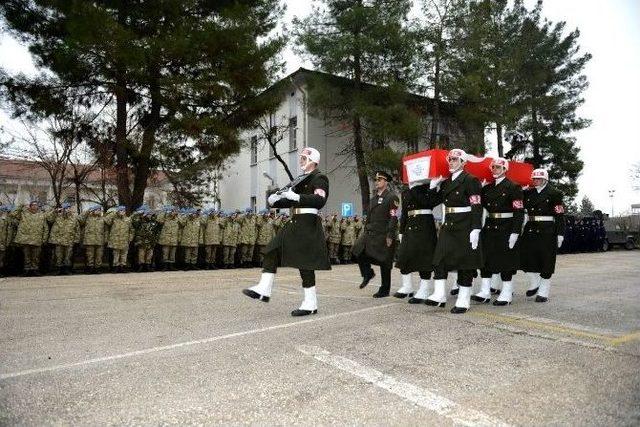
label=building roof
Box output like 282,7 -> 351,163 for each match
0,158 -> 168,186
262,67 -> 458,116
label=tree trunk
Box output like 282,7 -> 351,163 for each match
430,53 -> 441,149
531,107 -> 542,166
270,140 -> 295,181
496,122 -> 503,157
114,77 -> 131,207
130,66 -> 161,212
353,37 -> 370,214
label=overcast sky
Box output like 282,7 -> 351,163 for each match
1,0 -> 639,214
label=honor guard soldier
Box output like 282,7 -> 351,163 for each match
520,168 -> 565,302
427,149 -> 483,313
352,171 -> 399,298
13,201 -> 48,276
471,158 -> 524,306
394,179 -> 441,303
242,147 -> 331,316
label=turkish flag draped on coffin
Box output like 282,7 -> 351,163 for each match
401,149 -> 533,187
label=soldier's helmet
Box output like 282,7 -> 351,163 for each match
531,169 -> 549,181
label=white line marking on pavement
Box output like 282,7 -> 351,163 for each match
298,345 -> 511,427
0,303 -> 399,381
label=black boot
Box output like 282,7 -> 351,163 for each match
359,271 -> 375,289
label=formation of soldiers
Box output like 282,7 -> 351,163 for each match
0,203 -> 292,277
561,216 -> 606,253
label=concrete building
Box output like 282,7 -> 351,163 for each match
217,68 -> 467,215
0,157 -> 171,211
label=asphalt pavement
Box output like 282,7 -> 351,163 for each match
1,251 -> 639,425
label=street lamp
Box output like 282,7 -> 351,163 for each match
608,189 -> 616,217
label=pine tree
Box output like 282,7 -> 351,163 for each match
506,1 -> 591,202
293,0 -> 422,211
0,0 -> 285,211
579,196 -> 594,216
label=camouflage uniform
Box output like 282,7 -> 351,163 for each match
256,213 -> 276,264
133,211 -> 160,271
238,212 -> 257,267
47,208 -> 79,273
202,212 -> 223,268
221,214 -> 240,268
180,211 -> 201,269
105,209 -> 134,271
326,215 -> 342,263
353,216 -> 363,240
340,217 -> 357,263
13,205 -> 48,275
80,208 -> 106,271
157,210 -> 181,269
0,207 -> 13,274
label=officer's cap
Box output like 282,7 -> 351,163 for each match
374,171 -> 392,182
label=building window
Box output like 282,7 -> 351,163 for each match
250,196 -> 256,212
250,136 -> 258,165
289,116 -> 297,151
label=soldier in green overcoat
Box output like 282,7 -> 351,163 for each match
352,171 -> 399,298
426,149 -> 484,314
243,147 -> 330,317
471,158 -> 524,306
520,168 -> 566,303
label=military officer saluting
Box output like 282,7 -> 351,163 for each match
352,171 -> 399,298
395,178 -> 441,303
427,149 -> 483,313
520,168 -> 565,302
242,147 -> 331,316
471,157 -> 524,306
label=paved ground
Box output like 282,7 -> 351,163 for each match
1,251 -> 639,426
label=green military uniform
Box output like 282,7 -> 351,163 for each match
47,208 -> 79,274
264,168 -> 331,272
0,207 -> 14,275
13,205 -> 48,275
221,213 -> 240,268
353,216 -> 363,241
202,212 -> 223,269
180,211 -> 201,269
326,215 -> 341,263
105,209 -> 134,271
157,210 -> 181,270
133,211 -> 160,271
352,183 -> 399,297
396,184 -> 441,274
238,212 -> 258,267
256,213 -> 276,264
480,178 -> 524,277
520,185 -> 565,277
340,217 -> 357,263
80,208 -> 106,272
432,171 -> 484,278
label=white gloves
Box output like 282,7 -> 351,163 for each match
508,233 -> 519,249
430,176 -> 445,189
281,188 -> 300,202
409,179 -> 427,189
557,235 -> 564,248
469,229 -> 481,250
398,234 -> 403,243
480,179 -> 490,187
267,193 -> 281,206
